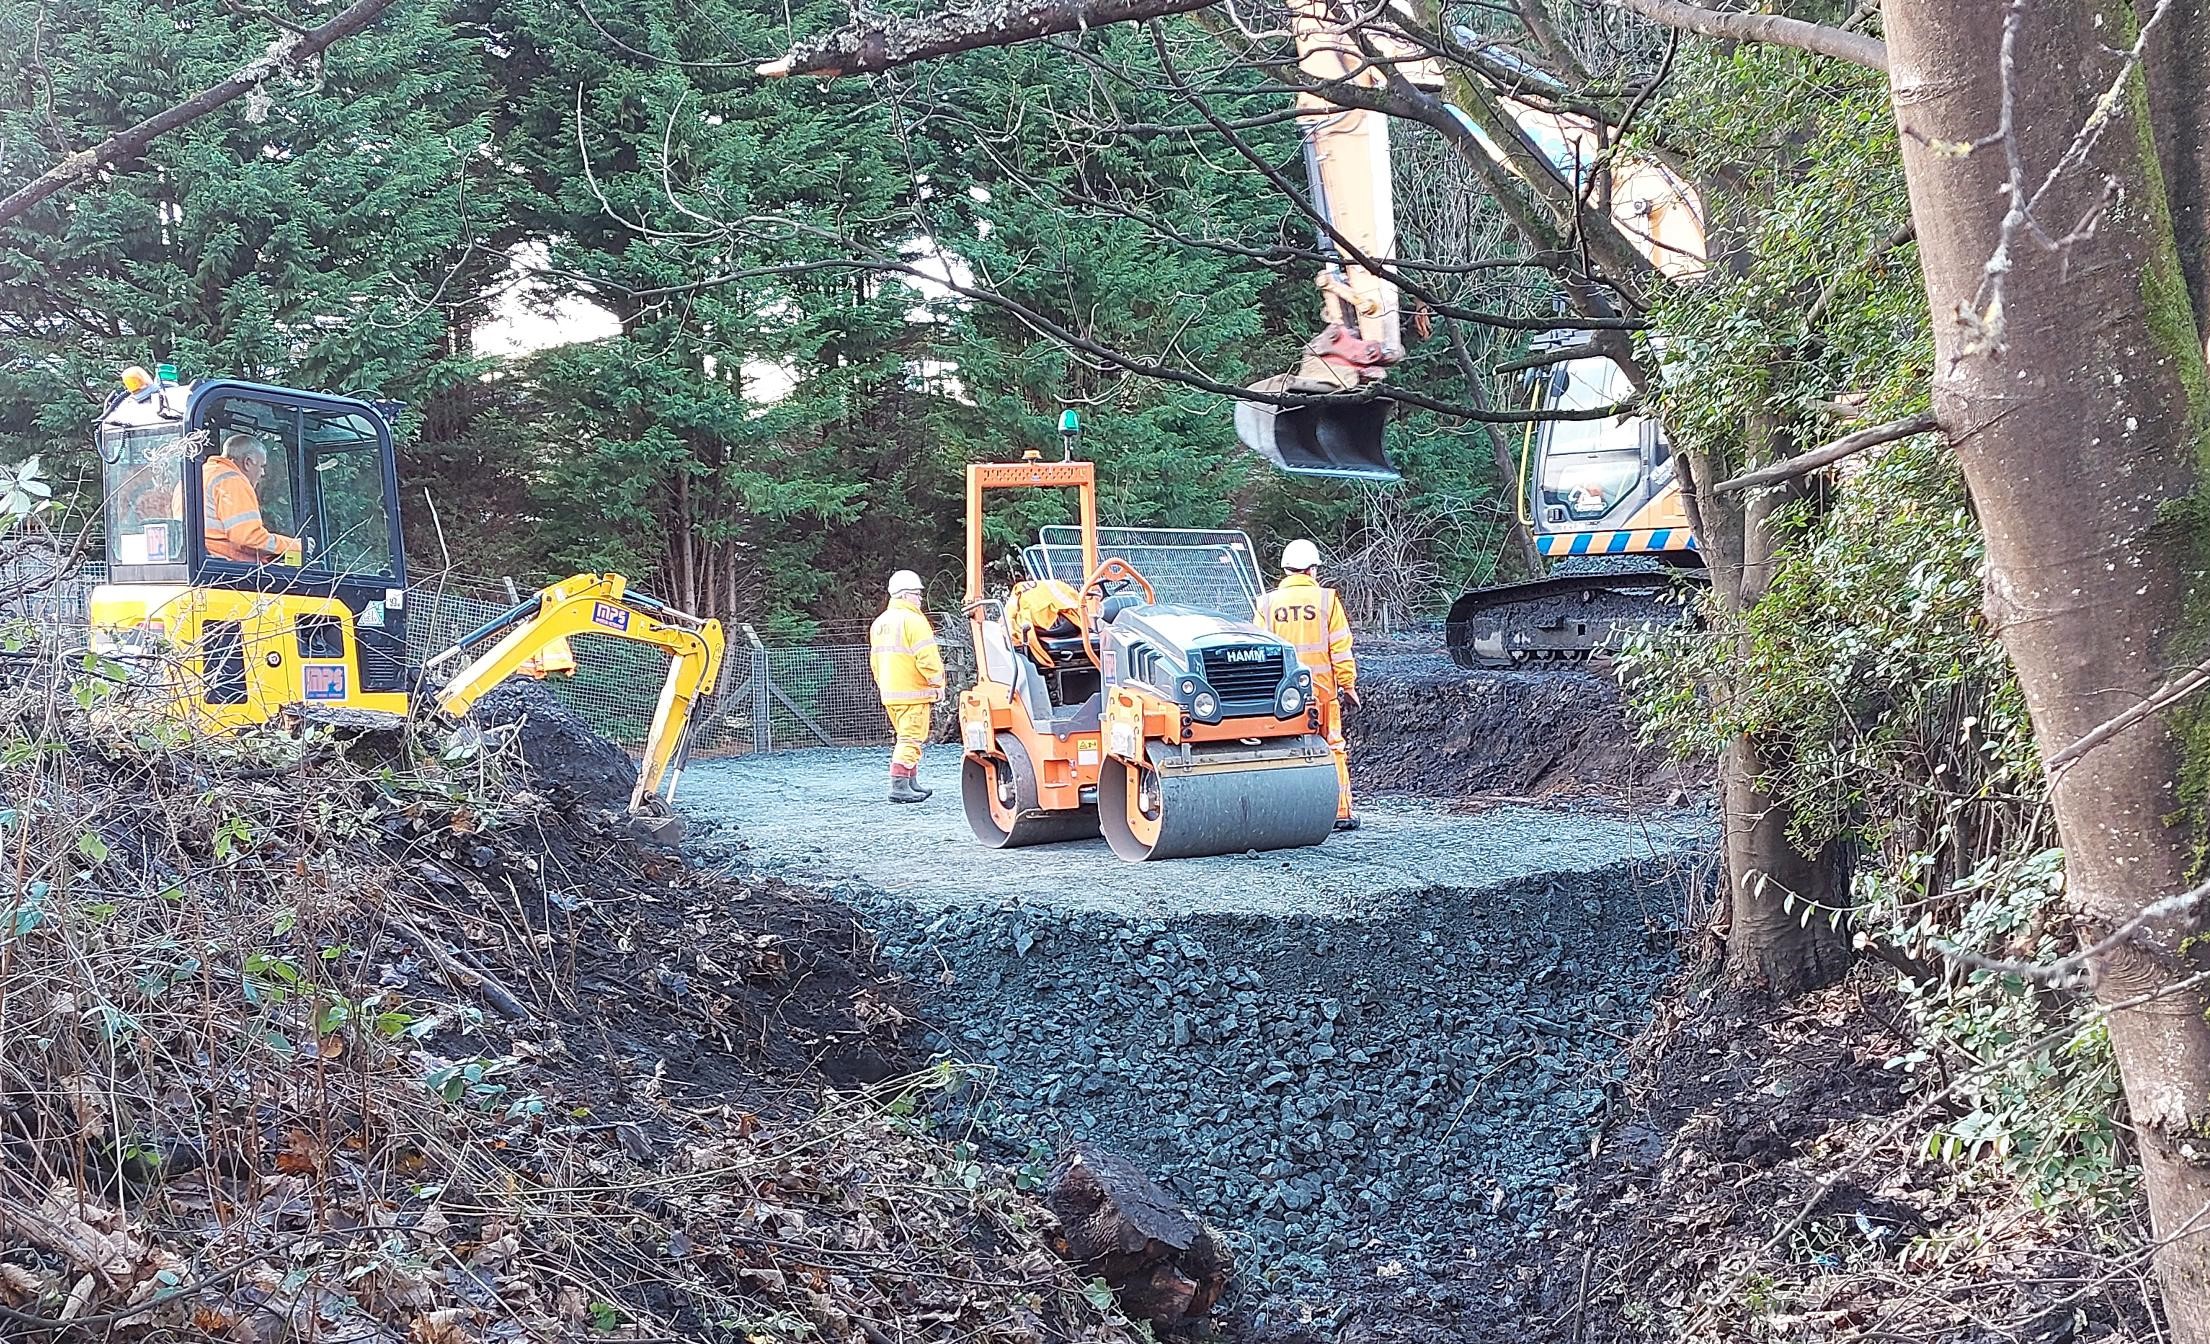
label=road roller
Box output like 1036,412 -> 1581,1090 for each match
956,451 -> 1340,861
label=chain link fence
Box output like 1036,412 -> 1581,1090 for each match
5,562 -> 977,756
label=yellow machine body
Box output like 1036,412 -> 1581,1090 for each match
87,372 -> 723,813
86,583 -> 411,729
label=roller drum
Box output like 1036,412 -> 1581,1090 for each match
962,734 -> 1101,848
1099,737 -> 1339,862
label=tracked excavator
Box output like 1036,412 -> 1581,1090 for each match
957,445 -> 1339,861
1232,8 -> 1710,667
86,367 -> 724,815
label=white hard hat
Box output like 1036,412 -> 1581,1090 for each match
1282,539 -> 1322,571
888,569 -> 925,596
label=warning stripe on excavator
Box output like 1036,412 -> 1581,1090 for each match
1537,528 -> 1701,557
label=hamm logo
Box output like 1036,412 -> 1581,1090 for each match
1217,648 -> 1266,663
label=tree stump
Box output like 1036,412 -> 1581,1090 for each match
1046,1144 -> 1231,1329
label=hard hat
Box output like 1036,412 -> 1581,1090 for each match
1282,539 -> 1322,571
888,569 -> 925,596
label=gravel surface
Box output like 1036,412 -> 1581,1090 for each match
679,747 -> 1713,1338
680,747 -> 1708,917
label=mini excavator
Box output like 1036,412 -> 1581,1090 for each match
1232,3 -> 1710,666
956,444 -> 1339,861
86,368 -> 723,814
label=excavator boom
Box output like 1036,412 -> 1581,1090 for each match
428,573 -> 726,813
1234,0 -> 1407,483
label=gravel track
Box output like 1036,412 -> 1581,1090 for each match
681,746 -> 1707,916
679,747 -> 1713,1338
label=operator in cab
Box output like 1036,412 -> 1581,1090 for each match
1256,539 -> 1360,831
198,433 -> 302,565
870,569 -> 946,804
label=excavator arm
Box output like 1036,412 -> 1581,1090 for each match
1234,0 -> 1409,482
427,573 -> 726,814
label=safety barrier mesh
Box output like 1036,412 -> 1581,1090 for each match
1024,526 -> 1265,617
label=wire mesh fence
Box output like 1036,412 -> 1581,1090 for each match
2,563 -> 978,756
2,531 -> 1434,759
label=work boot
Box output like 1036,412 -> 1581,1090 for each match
889,772 -> 929,804
1333,816 -> 1361,832
908,771 -> 933,801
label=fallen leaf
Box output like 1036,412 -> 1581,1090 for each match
274,1130 -> 322,1177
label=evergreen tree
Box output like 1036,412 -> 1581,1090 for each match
0,0 -> 508,489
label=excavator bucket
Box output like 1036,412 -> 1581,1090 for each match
1234,375 -> 1399,483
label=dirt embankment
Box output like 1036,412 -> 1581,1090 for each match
0,703 -> 1157,1343
1346,648 -> 1704,804
1518,971 -> 2154,1344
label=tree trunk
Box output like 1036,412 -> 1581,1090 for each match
1883,0 -> 2210,1330
1686,438 -> 1854,999
1722,734 -> 1852,996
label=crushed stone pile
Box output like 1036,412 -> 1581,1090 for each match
679,745 -> 1709,1343
0,708 -> 1156,1343
861,866 -> 1675,1339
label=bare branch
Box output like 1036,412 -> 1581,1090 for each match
2045,652 -> 2210,778
1605,0 -> 1889,71
1713,411 -> 1938,493
0,0 -> 404,228
1493,339 -> 1607,373
757,0 -> 1221,78
550,260 -> 1639,420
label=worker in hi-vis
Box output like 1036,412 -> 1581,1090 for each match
183,433 -> 302,565
1256,539 -> 1360,831
869,569 -> 945,804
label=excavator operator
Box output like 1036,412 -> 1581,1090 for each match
196,433 -> 302,566
1257,538 -> 1360,831
870,569 -> 945,804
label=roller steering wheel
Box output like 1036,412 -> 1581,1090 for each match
1079,558 -> 1156,668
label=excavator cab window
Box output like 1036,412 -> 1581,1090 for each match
306,410 -> 397,579
100,422 -> 191,582
187,386 -> 405,588
1535,358 -> 1645,524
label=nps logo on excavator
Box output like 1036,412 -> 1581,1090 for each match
303,664 -> 347,701
590,602 -> 632,633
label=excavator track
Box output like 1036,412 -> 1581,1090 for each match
1445,569 -> 1707,670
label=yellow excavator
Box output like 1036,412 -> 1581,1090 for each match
1232,12 -> 1711,666
86,367 -> 723,814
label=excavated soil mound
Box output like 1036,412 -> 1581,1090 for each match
1348,649 -> 1701,803
467,679 -> 640,812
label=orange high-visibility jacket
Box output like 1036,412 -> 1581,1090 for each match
1256,573 -> 1356,698
195,456 -> 298,563
870,598 -> 945,704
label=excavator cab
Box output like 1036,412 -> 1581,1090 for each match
91,371 -> 414,723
